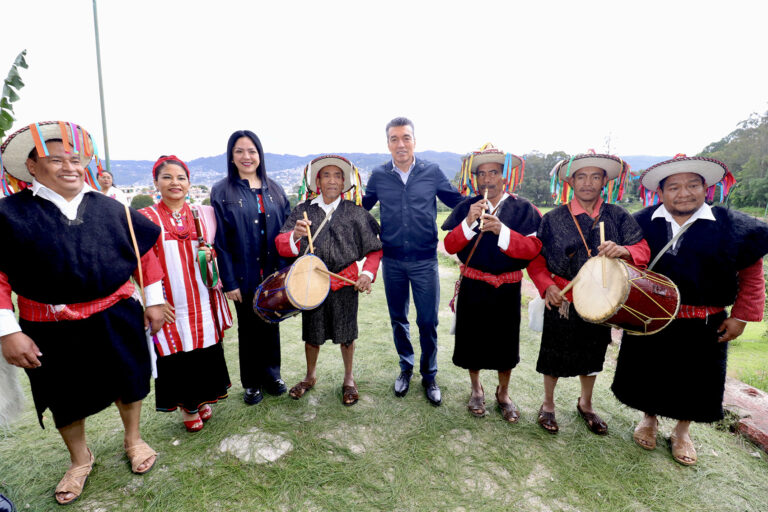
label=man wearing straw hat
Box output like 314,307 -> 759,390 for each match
612,155 -> 768,466
441,144 -> 541,422
362,117 -> 463,406
276,155 -> 382,405
528,152 -> 650,435
0,122 -> 165,505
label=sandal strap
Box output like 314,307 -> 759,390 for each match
55,452 -> 94,494
125,440 -> 157,473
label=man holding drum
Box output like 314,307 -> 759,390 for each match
612,156 -> 768,466
276,155 -> 382,405
442,144 -> 541,422
528,153 -> 650,435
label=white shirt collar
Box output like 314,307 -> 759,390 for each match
651,202 -> 715,229
31,180 -> 95,221
310,194 -> 342,215
487,192 -> 510,214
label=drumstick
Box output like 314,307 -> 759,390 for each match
600,221 -> 606,288
479,188 -> 489,230
559,277 -> 577,297
303,211 -> 315,254
314,266 -> 358,286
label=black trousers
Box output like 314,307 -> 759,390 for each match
234,293 -> 282,389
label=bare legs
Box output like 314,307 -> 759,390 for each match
300,341 -> 356,387
541,374 -> 598,413
115,399 -> 155,473
468,369 -> 512,403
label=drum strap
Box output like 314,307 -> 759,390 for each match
567,202 -> 600,257
648,222 -> 693,271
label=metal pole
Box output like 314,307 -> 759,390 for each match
92,0 -> 111,172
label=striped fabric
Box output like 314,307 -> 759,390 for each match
460,265 -> 523,288
17,281 -> 136,322
140,206 -> 233,357
676,305 -> 725,320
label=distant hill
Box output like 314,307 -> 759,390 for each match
109,152 -> 670,193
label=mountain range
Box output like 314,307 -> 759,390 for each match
109,152 -> 670,193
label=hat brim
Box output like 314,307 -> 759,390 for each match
1,122 -> 93,183
469,152 -> 522,173
556,155 -> 624,181
308,156 -> 354,193
639,158 -> 727,191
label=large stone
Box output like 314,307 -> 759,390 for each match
219,428 -> 293,463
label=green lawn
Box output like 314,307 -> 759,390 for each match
2,266 -> 768,511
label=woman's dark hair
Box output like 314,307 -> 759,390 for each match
226,130 -> 266,182
99,169 -> 114,178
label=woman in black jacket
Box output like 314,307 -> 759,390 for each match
210,130 -> 290,405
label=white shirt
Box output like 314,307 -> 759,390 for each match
287,194 -> 374,281
392,158 -> 416,185
0,181 -> 163,337
459,193 -> 536,251
651,202 -> 716,249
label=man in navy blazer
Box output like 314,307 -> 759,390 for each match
362,117 -> 463,405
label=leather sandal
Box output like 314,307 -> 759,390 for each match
576,398 -> 608,436
125,440 -> 157,475
633,418 -> 659,450
55,449 -> 94,506
199,404 -> 212,422
495,386 -> 519,423
467,386 -> 486,417
289,378 -> 316,400
537,406 -> 559,434
342,382 -> 359,406
669,432 -> 697,466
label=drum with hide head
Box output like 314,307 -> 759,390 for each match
572,256 -> 680,335
253,254 -> 330,323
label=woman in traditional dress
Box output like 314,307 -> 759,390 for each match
140,155 -> 232,432
97,169 -> 129,205
210,131 -> 291,405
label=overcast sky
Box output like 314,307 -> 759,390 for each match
1,0 -> 766,163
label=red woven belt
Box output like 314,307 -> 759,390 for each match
460,265 -> 523,288
17,281 -> 136,322
676,304 -> 725,319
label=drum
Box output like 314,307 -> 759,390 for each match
253,254 -> 330,323
572,257 -> 680,335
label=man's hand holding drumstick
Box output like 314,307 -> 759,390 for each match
293,217 -> 312,242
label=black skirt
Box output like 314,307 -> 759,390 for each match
155,342 -> 231,413
536,302 -> 612,377
611,312 -> 728,423
453,278 -> 521,371
22,298 -> 151,429
302,286 -> 359,346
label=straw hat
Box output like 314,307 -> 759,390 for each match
466,145 -> 522,173
552,153 -> 626,181
308,155 -> 354,193
0,121 -> 95,183
639,155 -> 728,191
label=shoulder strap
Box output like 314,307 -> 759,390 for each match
567,202 -> 594,257
648,221 -> 693,270
124,204 -> 146,304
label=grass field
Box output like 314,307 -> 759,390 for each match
1,265 -> 768,511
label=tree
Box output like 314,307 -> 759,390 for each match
0,50 -> 28,139
131,194 -> 154,209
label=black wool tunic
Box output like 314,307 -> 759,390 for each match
0,190 -> 161,428
441,194 -> 541,370
280,199 -> 382,345
536,202 -> 644,377
612,205 -> 768,422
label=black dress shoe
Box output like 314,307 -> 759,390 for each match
264,378 -> 287,396
243,387 -> 263,405
423,380 -> 442,406
394,371 -> 412,397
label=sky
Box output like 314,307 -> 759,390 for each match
1,0 -> 767,163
